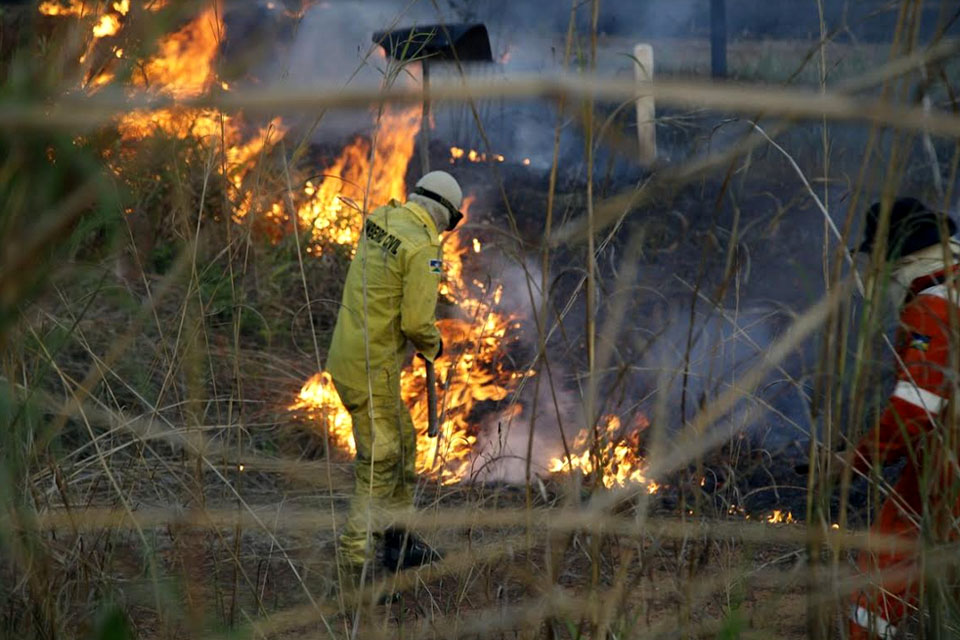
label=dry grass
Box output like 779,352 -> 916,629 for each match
3,1 -> 960,638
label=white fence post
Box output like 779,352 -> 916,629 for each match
633,43 -> 657,167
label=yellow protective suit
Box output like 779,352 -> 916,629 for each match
326,199 -> 443,567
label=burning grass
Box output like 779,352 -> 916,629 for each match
4,0 -> 960,638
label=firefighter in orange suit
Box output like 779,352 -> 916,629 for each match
325,170 -> 463,582
848,197 -> 959,639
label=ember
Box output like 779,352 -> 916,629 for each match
449,146 -> 506,164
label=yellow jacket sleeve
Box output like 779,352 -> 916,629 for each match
401,244 -> 442,361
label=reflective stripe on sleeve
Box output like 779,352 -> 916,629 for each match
891,380 -> 947,413
850,605 -> 897,639
918,284 -> 951,300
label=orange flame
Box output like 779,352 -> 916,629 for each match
290,373 -> 356,455
41,0 -> 140,15
84,2 -> 226,138
99,2 -> 289,225
766,510 -> 795,524
449,146 -> 505,165
39,1 -> 95,17
42,0 -> 138,89
547,415 -> 658,492
131,5 -> 220,98
289,153 -> 644,487
44,0 -> 658,492
92,13 -> 121,37
294,108 -> 421,255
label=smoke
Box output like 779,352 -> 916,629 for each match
282,4 -> 384,89
631,301 -> 813,445
464,290 -> 815,483
444,242 -> 586,483
240,0 -> 956,154
253,0 -> 953,466
258,0 -> 709,164
472,363 -> 582,484
259,1 -> 436,139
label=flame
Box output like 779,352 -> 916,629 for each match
43,0 -> 225,100
405,196 -> 525,482
89,70 -> 116,89
39,1 -> 94,17
765,510 -> 795,524
449,146 -> 506,164
290,373 -> 356,455
92,13 -> 121,37
117,108 -> 220,140
403,229 -> 521,481
42,0 -> 410,261
294,108 -> 420,255
289,138 -> 645,487
131,5 -> 221,98
547,415 -> 658,492
42,0 -> 134,89
40,0 -> 371,476
83,1 -> 290,226
41,0 -> 138,15
44,0 -> 633,490
111,6 -> 252,156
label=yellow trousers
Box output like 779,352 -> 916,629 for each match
333,376 -> 417,567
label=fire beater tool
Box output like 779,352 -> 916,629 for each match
425,361 -> 439,437
373,22 -> 493,438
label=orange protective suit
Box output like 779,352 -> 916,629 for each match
848,265 -> 960,639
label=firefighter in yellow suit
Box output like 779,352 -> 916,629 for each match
326,171 -> 463,578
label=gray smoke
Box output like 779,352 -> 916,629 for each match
264,0 -> 706,157
472,363 -> 582,484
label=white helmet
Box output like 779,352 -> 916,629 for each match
414,171 -> 464,231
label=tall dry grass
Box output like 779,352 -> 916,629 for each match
2,1 -> 960,638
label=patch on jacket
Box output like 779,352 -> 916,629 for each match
909,332 -> 932,352
429,259 -> 443,274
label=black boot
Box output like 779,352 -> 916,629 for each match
382,527 -> 444,571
